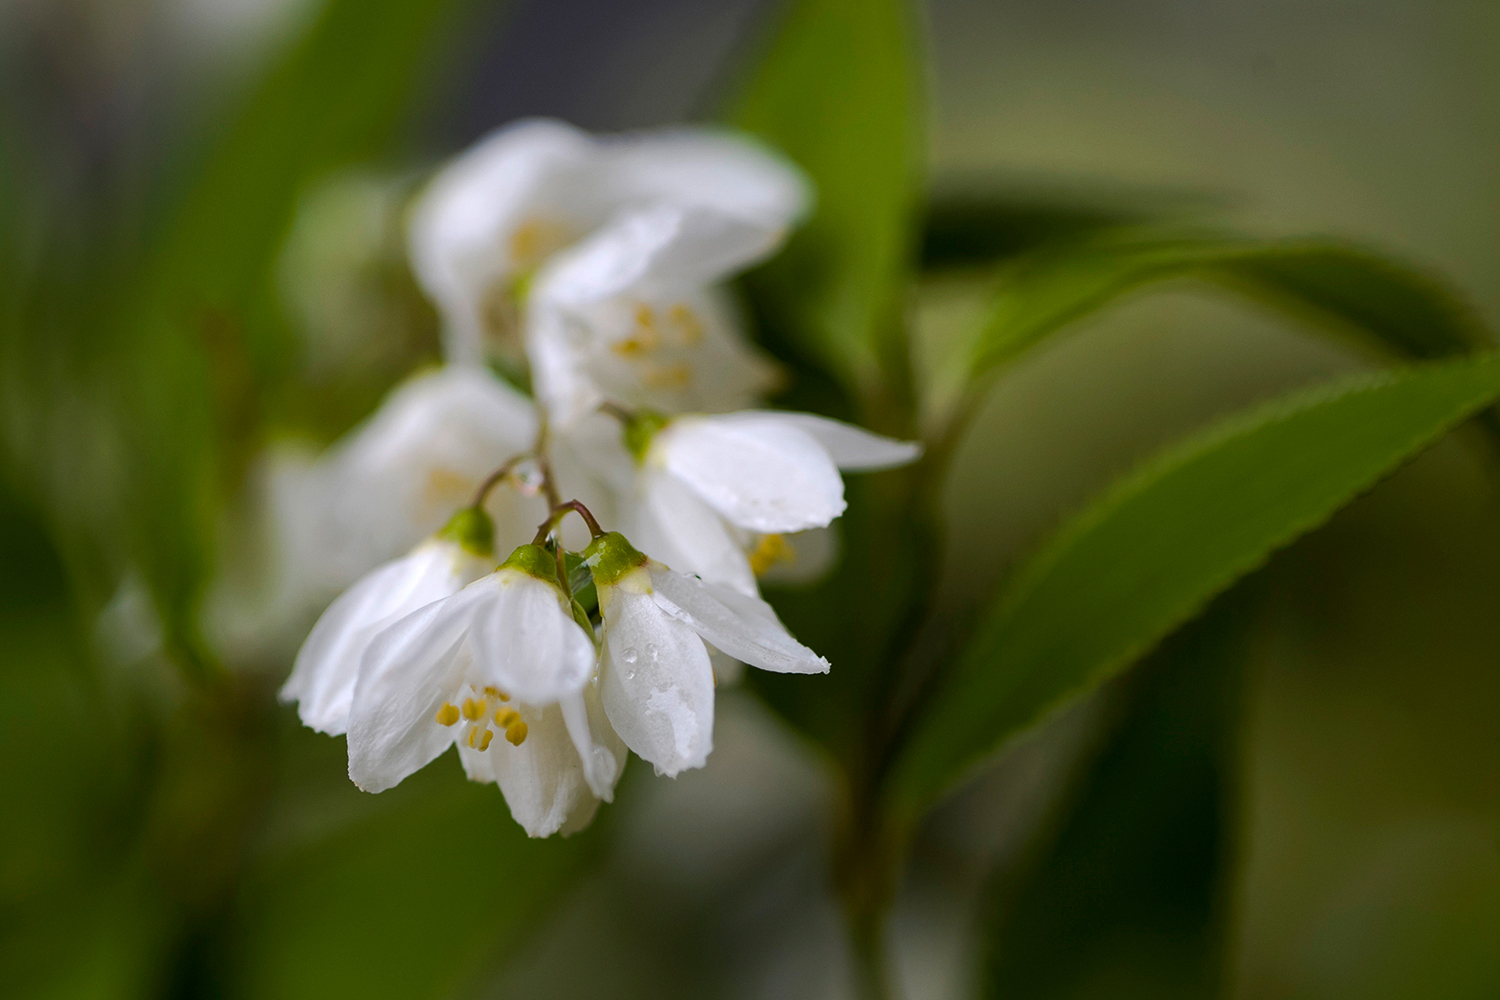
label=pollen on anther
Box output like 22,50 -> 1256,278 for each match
478,729 -> 494,751
461,697 -> 486,720
435,703 -> 460,726
505,720 -> 528,746
494,707 -> 520,728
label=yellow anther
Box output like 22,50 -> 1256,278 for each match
461,697 -> 487,721
749,533 -> 794,576
508,216 -> 569,268
466,725 -> 478,748
611,337 -> 647,356
634,303 -> 655,329
644,363 -> 692,388
482,686 -> 509,701
494,707 -> 521,728
435,703 -> 460,726
478,729 -> 494,752
668,303 -> 703,344
505,720 -> 528,746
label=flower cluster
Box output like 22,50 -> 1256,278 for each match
278,119 -> 919,836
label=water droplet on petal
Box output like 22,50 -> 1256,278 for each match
622,648 -> 638,665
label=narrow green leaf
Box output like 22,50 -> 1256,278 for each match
964,233 -> 1490,384
731,0 -> 920,404
980,584 -> 1258,1000
234,759 -> 593,1000
886,354 -> 1500,815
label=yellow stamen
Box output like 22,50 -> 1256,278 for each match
461,697 -> 487,721
478,729 -> 494,751
466,725 -> 478,748
494,707 -> 520,728
749,533 -> 794,576
668,303 -> 703,344
483,686 -> 509,702
435,703 -> 460,726
505,720 -> 528,746
644,363 -> 692,388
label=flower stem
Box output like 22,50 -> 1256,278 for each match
531,499 -> 605,546
469,453 -> 528,509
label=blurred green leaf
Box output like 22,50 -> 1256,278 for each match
960,233 -> 1491,387
886,354 -> 1500,817
732,0 -> 920,415
233,749 -> 595,1000
116,0 -> 490,673
919,190 -> 1158,272
980,583 -> 1258,1000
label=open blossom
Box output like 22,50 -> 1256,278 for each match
526,202 -> 783,427
626,412 -> 922,594
343,543 -> 623,837
408,118 -> 808,370
585,532 -> 828,776
279,508 -> 496,734
270,365 -> 539,599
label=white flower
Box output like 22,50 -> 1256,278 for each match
273,365 -> 539,598
626,412 -> 921,594
526,203 -> 785,427
407,117 -> 808,372
584,532 -> 829,777
279,507 -> 497,735
345,544 -> 622,837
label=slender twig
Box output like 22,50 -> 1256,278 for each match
469,453 -> 529,509
531,499 -> 606,547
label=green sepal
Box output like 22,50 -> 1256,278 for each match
581,532 -> 648,588
623,410 -> 670,463
570,598 -> 597,642
565,551 -> 599,619
438,506 -> 494,557
498,543 -> 559,583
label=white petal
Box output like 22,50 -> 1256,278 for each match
486,701 -> 594,838
281,540 -> 487,734
559,686 -> 627,801
316,366 -> 539,577
647,563 -> 830,675
769,413 -> 922,471
628,469 -> 757,595
598,587 -> 715,777
535,204 -> 786,308
345,589 -> 489,792
408,119 -> 602,365
468,571 -> 597,705
602,128 -> 810,228
656,415 -> 845,533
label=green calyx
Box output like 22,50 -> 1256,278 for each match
623,410 -> 670,463
499,543 -> 560,583
581,532 -> 648,587
439,506 -> 495,557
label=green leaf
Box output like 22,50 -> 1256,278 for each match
731,0 -> 921,408
886,354 -> 1500,817
962,233 -> 1490,386
120,0 -> 488,671
233,749 -> 594,1000
980,583 -> 1258,1000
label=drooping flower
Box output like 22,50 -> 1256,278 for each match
345,543 -> 623,837
280,507 -> 497,735
584,531 -> 828,777
624,411 -> 922,594
526,203 -> 784,428
270,365 -> 540,600
407,117 -> 808,373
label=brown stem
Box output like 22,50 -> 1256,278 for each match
531,499 -> 606,546
469,454 -> 529,509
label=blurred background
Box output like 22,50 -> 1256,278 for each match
2,1 -> 1497,998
